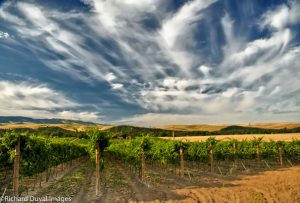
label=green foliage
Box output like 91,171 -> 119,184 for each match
108,139 -> 141,166
86,129 -> 110,162
106,125 -> 300,138
140,136 -> 151,151
0,137 -> 11,168
0,127 -> 88,138
87,129 -> 110,151
276,140 -> 284,149
148,139 -> 182,165
35,127 -> 88,138
0,131 -> 88,176
283,139 -> 300,159
185,141 -> 209,162
206,137 -> 217,146
108,138 -> 300,166
20,136 -> 87,176
252,136 -> 264,146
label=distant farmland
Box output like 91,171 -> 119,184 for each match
159,122 -> 300,132
162,133 -> 300,142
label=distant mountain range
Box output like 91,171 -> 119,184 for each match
0,116 -> 96,125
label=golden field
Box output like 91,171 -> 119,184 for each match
161,133 -> 300,142
159,122 -> 300,132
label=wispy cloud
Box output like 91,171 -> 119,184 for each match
260,2 -> 300,30
0,80 -> 101,122
159,0 -> 217,72
116,111 -> 300,126
0,0 -> 299,124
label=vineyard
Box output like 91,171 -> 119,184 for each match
108,137 -> 300,175
0,130 -> 88,196
109,137 -> 300,163
0,127 -> 300,202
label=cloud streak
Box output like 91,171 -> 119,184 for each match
0,80 -> 101,122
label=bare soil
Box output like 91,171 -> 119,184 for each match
68,158 -> 300,203
18,157 -> 299,203
170,166 -> 300,203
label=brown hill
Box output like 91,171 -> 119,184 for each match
159,122 -> 300,131
0,123 -> 112,131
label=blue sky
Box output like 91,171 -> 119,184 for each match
0,0 -> 300,126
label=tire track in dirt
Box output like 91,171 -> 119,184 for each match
35,157 -> 89,197
113,160 -> 169,202
72,158 -> 172,203
70,163 -> 93,203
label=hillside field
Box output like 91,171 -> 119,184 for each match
159,122 -> 300,132
0,123 -> 112,131
161,133 -> 300,142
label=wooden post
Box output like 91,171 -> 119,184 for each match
32,174 -> 38,191
233,143 -> 237,168
180,145 -> 184,176
140,148 -> 145,181
39,173 -> 42,188
46,168 -> 50,182
13,136 -> 20,196
210,143 -> 214,173
256,144 -> 260,161
233,143 -> 236,155
95,142 -> 100,196
279,147 -> 283,166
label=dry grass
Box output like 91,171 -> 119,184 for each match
159,122 -> 300,131
159,124 -> 228,132
0,123 -> 113,131
161,133 -> 300,142
238,122 -> 300,129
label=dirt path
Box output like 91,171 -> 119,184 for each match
68,159 -> 300,203
170,166 -> 300,203
72,158 -> 183,203
36,157 -> 91,198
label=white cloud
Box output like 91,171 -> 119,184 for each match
116,111 -> 300,127
225,29 -> 292,87
122,0 -> 159,8
111,83 -> 123,90
0,1 -> 26,26
0,81 -> 101,122
0,31 -> 9,39
261,2 -> 300,30
158,0 -> 217,72
105,72 -> 117,82
198,65 -> 211,76
56,111 -> 100,122
160,0 -> 216,48
221,13 -> 243,58
0,81 -> 75,110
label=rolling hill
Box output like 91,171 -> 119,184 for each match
159,122 -> 300,131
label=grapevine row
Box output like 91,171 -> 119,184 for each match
108,137 -> 300,166
0,132 -> 88,177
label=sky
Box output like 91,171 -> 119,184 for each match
0,0 -> 300,126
